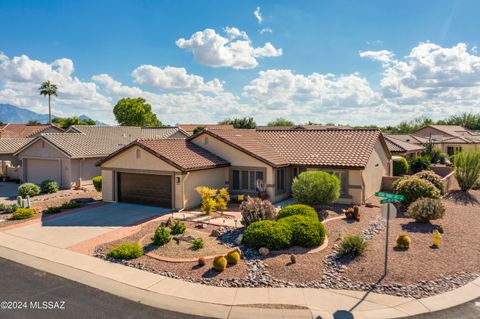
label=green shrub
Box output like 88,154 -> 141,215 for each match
61,201 -> 81,209
192,238 -> 204,250
107,243 -> 143,259
292,171 -> 340,207
409,156 -> 431,173
454,150 -> 480,191
407,198 -> 446,222
392,177 -> 441,206
339,234 -> 367,257
44,206 -> 62,214
213,255 -> 227,272
413,170 -> 446,194
40,179 -> 59,194
392,156 -> 409,176
11,208 -> 35,220
0,203 -> 18,214
226,250 -> 240,264
18,183 -> 41,198
278,215 -> 326,248
277,204 -> 318,221
92,176 -> 102,192
243,220 -> 292,250
151,225 -> 171,246
170,220 -> 186,235
240,196 -> 277,226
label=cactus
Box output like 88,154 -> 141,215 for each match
353,205 -> 361,221
16,196 -> 22,207
290,254 -> 297,264
213,255 -> 227,272
396,234 -> 411,249
225,250 -> 240,265
198,257 -> 206,266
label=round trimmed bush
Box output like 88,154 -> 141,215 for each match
226,250 -> 241,264
392,177 -> 441,206
243,220 -> 292,250
92,176 -> 102,192
151,225 -> 171,246
339,234 -> 367,257
213,255 -> 227,272
18,183 -> 41,198
108,243 -> 143,259
40,179 -> 59,194
392,156 -> 409,176
11,208 -> 35,220
413,170 -> 446,194
407,198 -> 445,222
278,215 -> 326,248
276,204 -> 318,221
292,171 -> 340,207
410,156 -> 431,173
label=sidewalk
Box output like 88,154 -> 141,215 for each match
0,231 -> 479,318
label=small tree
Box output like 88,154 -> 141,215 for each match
267,118 -> 294,126
39,80 -> 58,124
113,97 -> 162,127
409,156 -> 430,173
219,117 -> 256,129
392,156 -> 409,176
195,186 -> 217,214
215,187 -> 230,213
292,171 -> 340,207
454,150 -> 480,191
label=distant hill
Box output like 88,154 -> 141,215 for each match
0,104 -> 107,126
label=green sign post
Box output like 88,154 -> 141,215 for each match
375,191 -> 404,276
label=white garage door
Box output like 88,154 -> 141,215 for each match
26,159 -> 61,185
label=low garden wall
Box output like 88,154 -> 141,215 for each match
430,165 -> 453,178
381,176 -> 399,192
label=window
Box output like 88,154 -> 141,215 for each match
231,169 -> 264,191
326,171 -> 348,196
292,167 -> 306,179
447,146 -> 462,156
276,168 -> 286,194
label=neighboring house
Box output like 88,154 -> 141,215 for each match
0,138 -> 33,165
98,128 -> 391,210
0,123 -> 63,138
14,126 -> 186,188
384,134 -> 425,159
256,125 -> 352,131
177,124 -> 234,135
412,125 -> 480,156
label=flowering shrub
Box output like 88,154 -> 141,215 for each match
413,170 -> 446,194
392,177 -> 441,206
407,198 -> 445,222
240,196 -> 277,226
195,186 -> 217,214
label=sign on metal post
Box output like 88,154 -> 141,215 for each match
375,192 -> 404,201
381,203 -> 397,220
380,198 -> 396,204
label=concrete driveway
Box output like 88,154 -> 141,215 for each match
4,203 -> 170,248
0,182 -> 19,202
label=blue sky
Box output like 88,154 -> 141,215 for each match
1,0 -> 479,125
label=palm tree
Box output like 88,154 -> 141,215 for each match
38,81 -> 58,124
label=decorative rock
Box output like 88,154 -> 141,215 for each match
258,247 -> 269,256
211,228 -> 223,237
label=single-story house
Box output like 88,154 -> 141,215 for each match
412,125 -> 480,156
383,134 -> 424,159
176,124 -> 234,135
0,123 -> 63,138
14,126 -> 186,188
98,128 -> 392,210
0,138 -> 33,166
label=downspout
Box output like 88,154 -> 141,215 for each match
178,172 -> 190,212
361,173 -> 366,204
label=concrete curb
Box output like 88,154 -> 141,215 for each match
0,230 -> 478,319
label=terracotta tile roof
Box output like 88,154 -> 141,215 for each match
177,124 -> 234,133
98,139 -> 230,172
69,125 -> 182,139
256,125 -> 352,131
258,129 -> 386,168
384,135 -> 425,153
194,128 -> 387,168
0,138 -> 33,154
413,125 -> 480,144
386,134 -> 427,144
0,124 -> 63,138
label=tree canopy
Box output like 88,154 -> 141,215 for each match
267,117 -> 295,126
52,116 -> 96,129
219,117 -> 256,129
113,97 -> 162,127
27,120 -> 41,125
38,80 -> 58,124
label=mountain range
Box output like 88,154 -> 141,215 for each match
0,104 -> 107,125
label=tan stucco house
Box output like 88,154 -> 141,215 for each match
98,128 -> 392,210
14,125 -> 187,188
412,125 -> 480,156
384,134 -> 424,159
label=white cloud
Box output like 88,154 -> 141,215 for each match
260,28 -> 273,35
254,7 -> 263,24
359,50 -> 395,65
176,28 -> 282,69
130,65 -> 223,93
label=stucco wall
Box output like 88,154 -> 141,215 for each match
191,134 -> 275,199
17,139 -> 68,159
101,146 -> 180,172
182,167 -> 229,209
0,154 -> 20,166
362,140 -> 390,201
70,158 -> 102,186
413,127 -> 449,138
102,169 -> 114,202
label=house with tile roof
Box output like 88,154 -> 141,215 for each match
13,126 -> 187,188
0,123 -> 63,138
412,125 -> 480,156
98,128 -> 391,210
383,135 -> 425,159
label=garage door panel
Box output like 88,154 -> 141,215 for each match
27,159 -> 61,185
118,172 -> 172,208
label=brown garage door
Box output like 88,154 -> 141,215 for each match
118,172 -> 172,208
